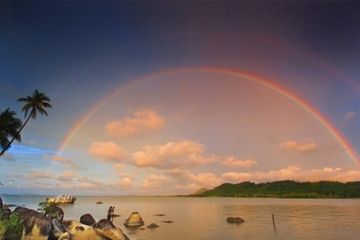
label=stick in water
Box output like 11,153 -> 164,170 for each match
272,213 -> 277,234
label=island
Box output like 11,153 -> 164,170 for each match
191,180 -> 360,198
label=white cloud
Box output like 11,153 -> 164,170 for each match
280,140 -> 318,153
106,109 -> 165,137
143,174 -> 169,189
132,140 -> 214,169
167,169 -> 222,190
222,166 -> 360,183
89,141 -> 126,162
221,156 -> 257,168
47,154 -> 80,169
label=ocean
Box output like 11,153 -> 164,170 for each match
2,195 -> 360,240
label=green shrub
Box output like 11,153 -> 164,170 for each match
0,213 -> 23,240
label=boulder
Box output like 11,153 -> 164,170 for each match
226,217 -> 245,224
64,220 -> 104,240
47,195 -> 76,204
95,219 -> 129,240
80,213 -> 96,227
14,206 -> 52,240
50,218 -> 69,240
146,223 -> 159,229
124,212 -> 144,227
95,218 -> 116,229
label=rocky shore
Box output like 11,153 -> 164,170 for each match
0,197 -> 129,240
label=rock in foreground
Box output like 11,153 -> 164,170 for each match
80,213 -> 96,227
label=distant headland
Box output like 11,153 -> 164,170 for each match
190,180 -> 360,198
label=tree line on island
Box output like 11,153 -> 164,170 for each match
0,90 -> 52,157
191,180 -> 360,198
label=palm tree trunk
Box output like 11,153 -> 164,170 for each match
0,114 -> 32,156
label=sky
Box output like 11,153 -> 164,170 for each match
0,1 -> 359,195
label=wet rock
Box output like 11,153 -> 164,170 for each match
162,220 -> 174,223
57,232 -> 71,240
80,213 -> 96,227
95,218 -> 129,240
65,221 -> 104,240
50,218 -> 69,240
96,201 -> 103,204
124,212 -> 144,227
95,218 -> 116,229
146,223 -> 159,229
14,206 -> 52,238
226,217 -> 245,224
47,195 -> 76,204
154,213 -> 165,216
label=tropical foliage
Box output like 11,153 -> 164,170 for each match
0,210 -> 23,240
0,90 -> 51,156
38,201 -> 64,221
0,109 -> 22,154
193,180 -> 360,198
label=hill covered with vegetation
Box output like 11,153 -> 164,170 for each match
192,181 -> 360,198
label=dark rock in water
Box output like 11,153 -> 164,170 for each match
139,227 -> 146,230
154,213 -> 165,216
226,217 -> 245,224
4,204 -> 17,208
146,223 -> 159,229
95,201 -> 103,204
162,220 -> 174,223
95,218 -> 116,230
14,206 -> 52,236
80,213 -> 96,227
50,218 -> 69,239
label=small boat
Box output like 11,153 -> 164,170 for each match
124,212 -> 144,227
47,195 -> 76,204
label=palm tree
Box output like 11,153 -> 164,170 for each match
0,109 -> 22,153
0,90 -> 52,156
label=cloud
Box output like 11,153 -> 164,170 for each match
221,156 -> 257,168
7,170 -> 133,191
341,111 -> 357,128
106,109 -> 165,137
279,140 -> 318,153
132,140 -> 214,169
143,174 -> 169,189
167,169 -> 222,190
222,166 -> 360,183
47,154 -> 80,169
89,141 -> 126,162
118,177 -> 133,188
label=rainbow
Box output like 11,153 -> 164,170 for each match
57,67 -> 359,164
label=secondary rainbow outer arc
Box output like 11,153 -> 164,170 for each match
57,67 -> 360,165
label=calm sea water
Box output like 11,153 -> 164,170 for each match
2,195 -> 360,240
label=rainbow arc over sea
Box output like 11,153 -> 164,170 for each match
57,67 -> 359,165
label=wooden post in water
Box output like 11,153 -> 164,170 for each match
272,213 -> 277,234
